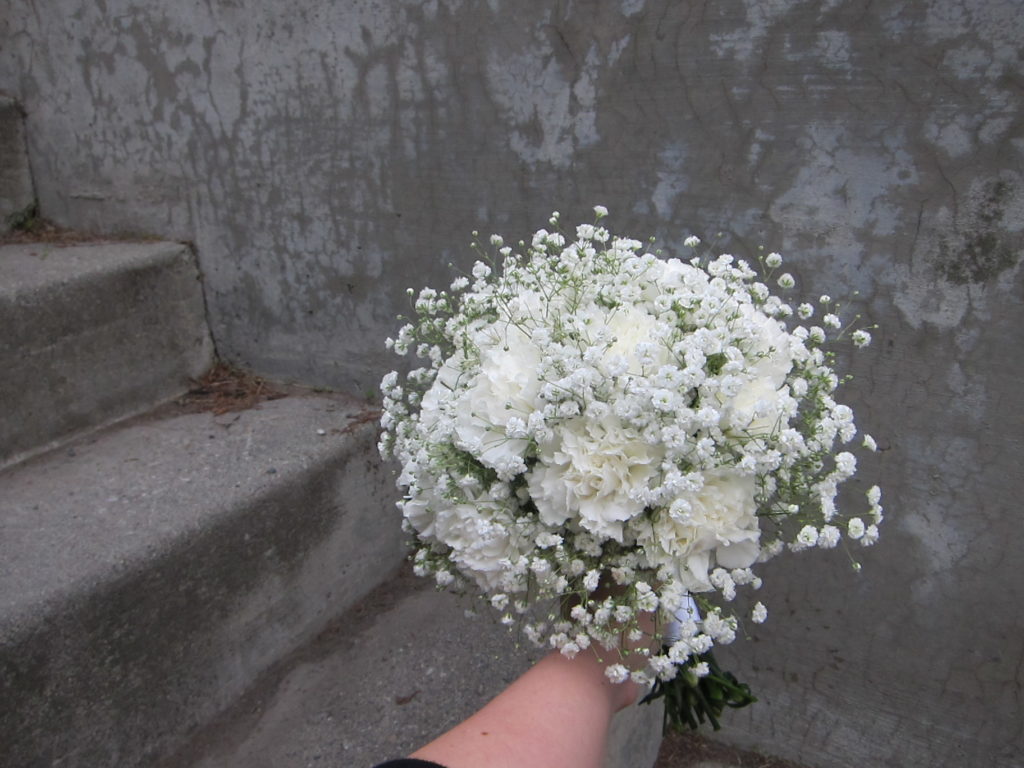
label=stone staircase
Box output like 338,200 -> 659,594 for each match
0,237 -> 408,766
0,101 -> 661,768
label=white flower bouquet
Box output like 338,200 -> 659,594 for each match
379,208 -> 882,730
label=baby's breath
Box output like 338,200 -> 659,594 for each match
379,209 -> 883,692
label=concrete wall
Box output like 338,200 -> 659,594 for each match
2,1 -> 1021,766
0,96 -> 35,230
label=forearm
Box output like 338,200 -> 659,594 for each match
411,647 -> 638,768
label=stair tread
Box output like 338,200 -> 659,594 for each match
1,240 -> 186,294
0,392 -> 406,767
0,240 -> 214,467
0,393 -> 377,636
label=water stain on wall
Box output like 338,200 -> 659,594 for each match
934,177 -> 1022,285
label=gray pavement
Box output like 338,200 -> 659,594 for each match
164,569 -> 663,768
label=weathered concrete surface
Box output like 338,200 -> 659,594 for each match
1,2 -> 1023,766
0,241 -> 214,466
0,394 -> 404,768
0,96 -> 34,231
163,568 -> 661,768
2,2 -> 1021,397
606,689 -> 663,768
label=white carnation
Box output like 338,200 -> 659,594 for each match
636,470 -> 760,594
528,415 -> 660,541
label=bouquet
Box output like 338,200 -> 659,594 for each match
378,207 -> 883,730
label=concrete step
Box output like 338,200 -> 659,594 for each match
0,393 -> 404,768
161,569 -> 663,768
0,240 -> 214,467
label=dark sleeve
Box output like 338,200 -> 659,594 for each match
372,760 -> 448,768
